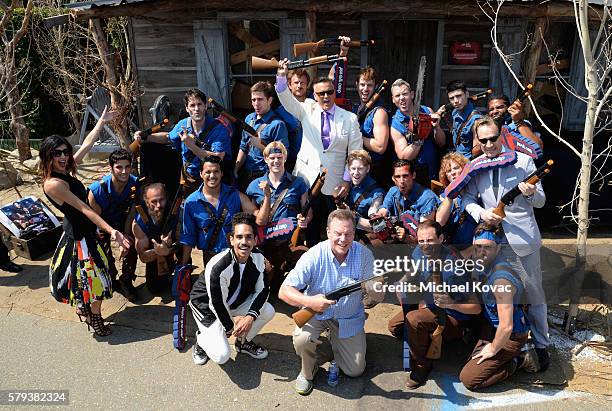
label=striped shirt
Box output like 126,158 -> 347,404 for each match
283,240 -> 374,338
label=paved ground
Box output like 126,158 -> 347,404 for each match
0,309 -> 608,410
0,156 -> 610,409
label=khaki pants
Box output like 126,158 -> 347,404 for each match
292,318 -> 366,380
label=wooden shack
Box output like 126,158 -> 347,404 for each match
62,0 -> 601,134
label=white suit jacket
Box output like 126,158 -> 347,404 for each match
463,151 -> 545,256
276,85 -> 363,195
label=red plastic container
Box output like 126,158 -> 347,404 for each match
449,41 -> 482,65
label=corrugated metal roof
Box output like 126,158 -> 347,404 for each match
62,0 -> 607,11
63,0 -> 154,10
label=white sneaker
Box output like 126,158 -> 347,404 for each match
192,334 -> 209,366
295,373 -> 314,396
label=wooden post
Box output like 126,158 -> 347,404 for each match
360,18 -> 368,68
305,11 -> 316,81
127,17 -> 145,129
523,17 -> 548,117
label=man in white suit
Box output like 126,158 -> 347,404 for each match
275,59 -> 363,244
462,116 -> 550,371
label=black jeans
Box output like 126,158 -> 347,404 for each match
305,194 -> 335,247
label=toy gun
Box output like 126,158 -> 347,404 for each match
426,269 -> 446,360
132,183 -> 182,275
162,183 -> 185,242
293,38 -> 374,57
430,180 -> 445,196
252,54 -> 346,71
129,118 -> 169,153
493,159 -> 553,218
516,83 -> 533,103
290,169 -> 326,248
292,272 -> 390,327
132,194 -> 171,275
356,80 -> 388,123
208,98 -> 259,139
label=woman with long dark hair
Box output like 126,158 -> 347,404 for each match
40,107 -> 131,337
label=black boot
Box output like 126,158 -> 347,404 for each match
535,348 -> 550,372
117,274 -> 137,302
0,260 -> 22,273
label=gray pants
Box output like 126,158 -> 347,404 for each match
504,247 -> 550,348
292,318 -> 366,380
518,251 -> 549,348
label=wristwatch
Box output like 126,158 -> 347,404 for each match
514,120 -> 526,127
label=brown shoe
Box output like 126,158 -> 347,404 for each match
405,371 -> 426,389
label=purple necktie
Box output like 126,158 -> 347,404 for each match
321,111 -> 331,149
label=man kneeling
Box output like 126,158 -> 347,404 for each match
459,224 -> 531,390
189,212 -> 275,365
279,209 -> 377,395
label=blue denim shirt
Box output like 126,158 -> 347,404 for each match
346,175 -> 384,218
180,184 -> 241,252
240,110 -> 289,173
89,174 -> 139,229
391,106 -> 439,180
246,172 -> 308,221
382,183 -> 440,220
451,102 -> 482,160
440,192 -> 477,247
168,116 -> 233,178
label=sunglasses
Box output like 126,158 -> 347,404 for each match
315,89 -> 335,97
478,134 -> 501,145
52,148 -> 71,158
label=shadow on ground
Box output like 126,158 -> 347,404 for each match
0,263 -> 48,290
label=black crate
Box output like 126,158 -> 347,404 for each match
9,226 -> 62,260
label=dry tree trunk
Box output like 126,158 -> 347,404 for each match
0,0 -> 34,161
566,0 -> 600,329
55,24 -> 81,133
4,64 -> 31,160
89,17 -> 130,149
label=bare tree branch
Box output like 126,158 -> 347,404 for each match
7,0 -> 33,48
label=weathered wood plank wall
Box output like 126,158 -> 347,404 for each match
131,16 -> 199,125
